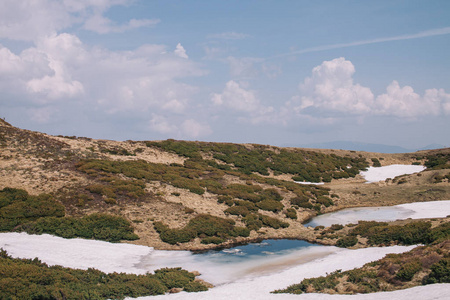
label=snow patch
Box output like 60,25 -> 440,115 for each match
360,164 -> 425,183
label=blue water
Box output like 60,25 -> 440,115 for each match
198,239 -> 317,263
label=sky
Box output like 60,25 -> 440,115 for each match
1,0 -> 449,149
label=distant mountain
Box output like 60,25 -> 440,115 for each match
416,143 -> 447,151
288,141 -> 448,153
287,141 -> 412,153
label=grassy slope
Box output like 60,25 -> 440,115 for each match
0,121 -> 449,251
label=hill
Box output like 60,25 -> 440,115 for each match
1,121 -> 449,250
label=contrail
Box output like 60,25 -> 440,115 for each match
267,26 -> 450,60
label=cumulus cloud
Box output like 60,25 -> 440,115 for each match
181,119 -> 212,138
296,57 -> 374,114
148,114 -> 178,135
174,43 -> 188,59
0,0 -> 157,41
212,80 -> 261,112
211,80 -> 274,124
287,57 -> 450,119
0,30 -> 206,135
375,81 -> 450,117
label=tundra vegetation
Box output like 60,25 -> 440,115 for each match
0,121 -> 449,296
274,220 -> 450,294
0,188 -> 138,242
0,248 -> 208,299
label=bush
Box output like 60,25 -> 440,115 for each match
396,260 -> 422,281
154,214 -> 243,244
336,236 -> 358,248
285,208 -> 297,220
243,214 -> 263,231
260,215 -> 289,229
0,188 -> 65,232
225,206 -> 250,217
256,199 -> 284,212
0,249 -> 208,299
424,258 -> 450,284
371,158 -> 381,167
20,213 -> 139,242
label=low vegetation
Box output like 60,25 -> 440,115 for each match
153,214 -> 250,245
339,220 -> 450,247
0,249 -> 208,299
273,221 -> 450,295
146,139 -> 369,182
0,187 -> 138,242
273,242 -> 450,295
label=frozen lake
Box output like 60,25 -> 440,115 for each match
304,200 -> 450,227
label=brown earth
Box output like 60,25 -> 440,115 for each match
1,120 -> 449,250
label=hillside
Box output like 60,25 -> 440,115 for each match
1,121 -> 449,250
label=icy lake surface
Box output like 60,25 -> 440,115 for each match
304,200 -> 450,227
1,164 -> 449,299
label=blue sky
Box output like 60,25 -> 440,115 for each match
1,0 -> 449,149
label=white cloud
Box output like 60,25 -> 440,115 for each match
0,0 -> 157,41
207,32 -> 249,40
148,114 -> 178,135
212,80 -> 260,112
287,57 -> 450,119
0,31 -> 205,128
211,80 -> 275,124
83,14 -> 160,34
174,43 -> 188,59
296,57 -> 374,114
375,81 -> 450,117
181,119 -> 212,138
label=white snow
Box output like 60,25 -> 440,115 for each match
295,181 -> 325,185
1,232 -> 448,299
360,164 -> 425,183
0,232 -> 152,274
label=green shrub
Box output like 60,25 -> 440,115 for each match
0,188 -> 65,231
232,226 -> 251,237
243,214 -> 263,231
0,249 -> 208,299
336,236 -> 358,248
350,221 -> 434,246
371,158 -> 381,167
20,213 -> 139,242
154,214 -> 242,244
256,199 -> 284,212
285,208 -> 297,219
424,258 -> 450,284
260,215 -> 289,229
330,224 -> 344,231
225,206 -> 250,216
396,260 -> 422,281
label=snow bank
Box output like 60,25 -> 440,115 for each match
1,233 -> 448,299
295,181 -> 325,185
360,164 -> 425,183
0,232 -> 152,274
130,245 -> 450,300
